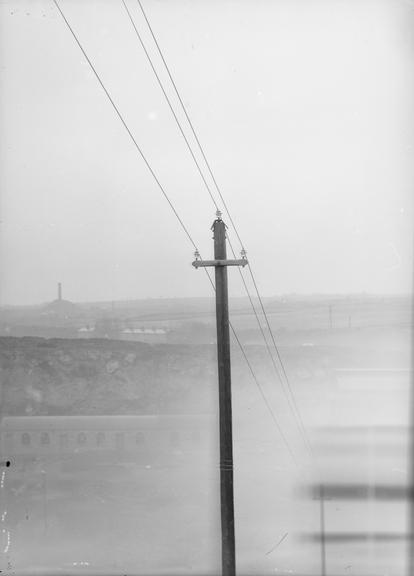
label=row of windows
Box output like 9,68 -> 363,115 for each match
18,431 -> 144,447
15,429 -> 201,448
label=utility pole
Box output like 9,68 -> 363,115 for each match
319,484 -> 326,576
192,211 -> 248,576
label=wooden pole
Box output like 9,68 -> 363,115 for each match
192,213 -> 247,575
213,218 -> 236,576
320,484 -> 326,576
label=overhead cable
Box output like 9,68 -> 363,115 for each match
52,0 -> 198,252
131,0 -> 313,457
52,0 -> 300,467
202,267 -> 300,468
121,0 -> 219,211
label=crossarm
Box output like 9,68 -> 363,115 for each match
192,259 -> 248,269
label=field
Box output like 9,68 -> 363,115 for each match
0,295 -> 412,575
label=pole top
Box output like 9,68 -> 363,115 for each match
212,211 -> 227,232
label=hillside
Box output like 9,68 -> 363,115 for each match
0,337 -> 217,417
0,310 -> 410,419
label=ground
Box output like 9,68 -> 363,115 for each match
0,295 -> 411,574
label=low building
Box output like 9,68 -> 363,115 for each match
77,326 -> 95,338
120,327 -> 168,344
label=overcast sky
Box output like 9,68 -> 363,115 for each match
0,0 -> 413,305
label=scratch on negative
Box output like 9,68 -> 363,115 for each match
265,532 -> 288,556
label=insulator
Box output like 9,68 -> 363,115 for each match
241,248 -> 247,259
194,249 -> 200,260
216,209 -> 222,220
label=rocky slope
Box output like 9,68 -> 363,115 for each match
0,337 -> 217,416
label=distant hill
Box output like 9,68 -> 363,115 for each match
43,298 -> 78,318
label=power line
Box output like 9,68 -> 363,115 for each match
134,0 -> 242,237
131,0 -> 313,457
247,263 -> 314,456
202,266 -> 300,468
230,323 -> 300,468
226,235 -> 312,455
52,0 -> 198,252
136,0 -> 246,250
52,0 -> 300,468
54,0 -> 307,470
120,0 -> 219,211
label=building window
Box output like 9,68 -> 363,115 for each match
21,433 -> 31,446
41,432 -> 50,445
115,432 -> 124,450
77,432 -> 87,446
135,431 -> 145,445
59,434 -> 68,448
96,432 -> 106,446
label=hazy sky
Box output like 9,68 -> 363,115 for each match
1,0 -> 413,305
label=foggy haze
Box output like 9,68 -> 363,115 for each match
0,2 -> 413,575
0,0 -> 413,305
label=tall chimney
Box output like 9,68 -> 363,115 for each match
58,282 -> 62,301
